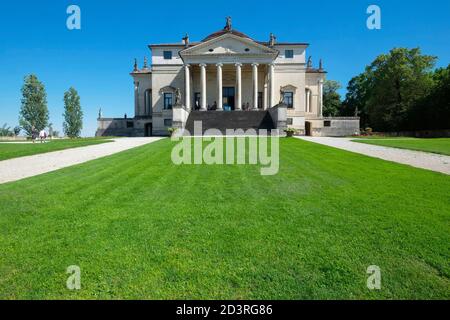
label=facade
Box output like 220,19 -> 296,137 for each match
96,18 -> 359,137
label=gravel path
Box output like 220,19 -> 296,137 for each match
297,137 -> 450,175
0,137 -> 164,184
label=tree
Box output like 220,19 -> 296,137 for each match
342,48 -> 436,131
63,87 -> 83,138
0,124 -> 13,137
322,80 -> 342,117
13,126 -> 22,136
19,75 -> 49,136
409,64 -> 450,130
341,71 -> 373,128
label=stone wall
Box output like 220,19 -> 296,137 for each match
306,117 -> 360,137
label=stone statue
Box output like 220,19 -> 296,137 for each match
225,16 -> 232,31
175,88 -> 182,106
279,87 -> 285,104
98,108 -> 102,119
269,33 -> 277,47
307,56 -> 312,68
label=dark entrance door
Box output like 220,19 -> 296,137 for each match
305,121 -> 312,136
223,87 -> 235,110
145,123 -> 153,137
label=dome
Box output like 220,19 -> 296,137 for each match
202,29 -> 252,42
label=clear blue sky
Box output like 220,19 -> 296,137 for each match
1,0 -> 449,136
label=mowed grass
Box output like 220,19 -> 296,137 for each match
0,138 -> 113,161
353,138 -> 450,156
0,138 -> 449,300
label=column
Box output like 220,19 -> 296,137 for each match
235,63 -> 242,110
306,89 -> 310,113
263,83 -> 268,110
216,63 -> 223,111
252,63 -> 259,110
200,63 -> 207,111
318,79 -> 324,117
184,64 -> 191,110
134,81 -> 140,116
269,63 -> 275,108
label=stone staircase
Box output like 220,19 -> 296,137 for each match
184,110 -> 275,135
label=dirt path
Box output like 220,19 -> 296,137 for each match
0,137 -> 164,184
297,137 -> 450,175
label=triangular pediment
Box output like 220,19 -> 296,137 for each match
181,33 -> 278,56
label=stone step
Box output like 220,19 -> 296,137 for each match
185,110 -> 275,135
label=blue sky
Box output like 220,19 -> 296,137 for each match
1,0 -> 449,136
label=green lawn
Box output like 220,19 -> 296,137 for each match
353,138 -> 450,156
0,138 -> 113,161
0,138 -> 449,299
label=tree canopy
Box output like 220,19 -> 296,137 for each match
19,75 -> 49,136
341,48 -> 442,131
63,87 -> 83,138
323,80 -> 342,117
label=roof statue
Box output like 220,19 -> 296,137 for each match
225,16 -> 232,31
269,33 -> 277,47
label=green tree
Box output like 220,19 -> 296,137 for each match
19,75 -> 49,136
342,48 -> 436,131
0,124 -> 13,137
366,48 -> 436,131
322,80 -> 342,117
63,87 -> 83,138
409,64 -> 450,130
13,126 -> 22,136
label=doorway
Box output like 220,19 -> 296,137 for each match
223,87 -> 235,110
305,121 -> 312,136
144,123 -> 153,137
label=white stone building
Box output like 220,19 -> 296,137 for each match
96,18 -> 359,137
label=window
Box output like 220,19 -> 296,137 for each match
164,93 -> 173,109
324,120 -> 331,127
127,121 -> 134,128
163,51 -> 173,60
285,49 -> 294,59
287,118 -> 293,125
164,119 -> 172,127
283,92 -> 294,108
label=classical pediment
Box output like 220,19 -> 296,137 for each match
180,33 -> 278,57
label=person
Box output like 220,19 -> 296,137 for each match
39,130 -> 47,143
245,102 -> 250,111
212,101 -> 217,111
31,128 -> 37,143
195,100 -> 200,111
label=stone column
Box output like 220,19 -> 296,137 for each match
318,79 -> 324,117
269,63 -> 275,108
134,81 -> 140,116
200,63 -> 207,111
263,82 -> 268,110
184,64 -> 191,110
306,89 -> 310,113
216,63 -> 223,111
235,63 -> 242,110
252,63 -> 259,110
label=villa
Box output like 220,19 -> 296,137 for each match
96,18 -> 359,137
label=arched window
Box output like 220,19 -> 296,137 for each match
145,89 -> 152,115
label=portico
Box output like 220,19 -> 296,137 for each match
184,62 -> 274,111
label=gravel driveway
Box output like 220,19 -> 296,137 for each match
297,137 -> 450,175
0,137 -> 164,184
